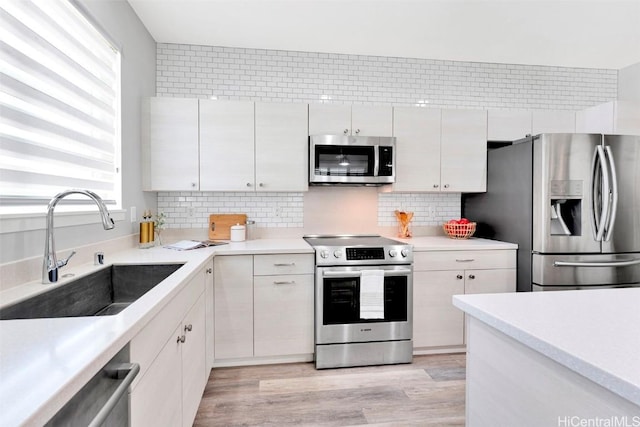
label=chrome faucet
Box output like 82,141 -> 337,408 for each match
43,189 -> 115,284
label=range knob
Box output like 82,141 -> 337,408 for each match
333,250 -> 343,258
388,249 -> 397,257
401,248 -> 409,257
320,250 -> 330,259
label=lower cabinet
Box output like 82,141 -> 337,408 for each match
413,249 -> 516,351
130,266 -> 209,427
213,253 -> 314,365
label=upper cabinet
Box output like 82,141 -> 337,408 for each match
143,98 -> 308,192
142,98 -> 200,191
392,107 -> 441,192
575,100 -> 640,135
487,110 -> 532,141
531,110 -> 576,134
392,107 -> 487,193
440,109 -> 488,192
200,100 -> 255,191
254,102 -> 309,192
309,104 -> 392,136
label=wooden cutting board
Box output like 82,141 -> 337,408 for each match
209,214 -> 247,240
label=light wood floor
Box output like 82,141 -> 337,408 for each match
194,354 -> 466,426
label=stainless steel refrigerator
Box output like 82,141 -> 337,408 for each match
464,133 -> 640,291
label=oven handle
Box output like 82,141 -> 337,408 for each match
322,269 -> 412,277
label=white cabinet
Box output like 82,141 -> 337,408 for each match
130,267 -> 208,427
142,97 -> 199,191
200,100 -> 255,191
214,255 -> 254,360
392,107 -> 441,192
309,104 -> 393,136
487,110 -> 532,141
144,98 -> 308,193
253,254 -> 315,357
213,253 -> 315,365
532,110 -> 576,134
575,100 -> 640,135
440,109 -> 488,192
391,107 -> 487,192
254,102 -> 309,191
413,249 -> 516,351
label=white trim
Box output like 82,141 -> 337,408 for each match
0,209 -> 126,234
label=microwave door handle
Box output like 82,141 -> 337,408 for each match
603,145 -> 618,241
373,145 -> 380,177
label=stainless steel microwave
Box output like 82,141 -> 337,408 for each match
309,135 -> 396,185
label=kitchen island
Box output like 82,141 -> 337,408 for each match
453,288 -> 640,426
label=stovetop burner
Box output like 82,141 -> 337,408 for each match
303,234 -> 412,266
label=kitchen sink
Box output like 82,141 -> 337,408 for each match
0,263 -> 183,320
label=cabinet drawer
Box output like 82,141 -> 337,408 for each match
254,254 -> 314,276
414,250 -> 515,271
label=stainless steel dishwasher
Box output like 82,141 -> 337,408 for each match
45,345 -> 139,427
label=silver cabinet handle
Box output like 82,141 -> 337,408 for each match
177,335 -> 186,343
274,263 -> 295,267
444,184 -> 450,189
246,182 -> 252,187
355,129 -> 360,134
433,184 -> 439,188
456,259 -> 475,263
206,268 -> 212,274
343,129 -> 349,135
259,183 -> 264,187
468,274 -> 475,279
456,274 -> 463,280
87,363 -> 140,427
273,280 -> 296,285
184,324 -> 193,332
554,258 -> 640,268
191,182 -> 197,188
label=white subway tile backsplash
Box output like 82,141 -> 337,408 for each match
155,43 -> 617,229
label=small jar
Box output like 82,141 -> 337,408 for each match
230,224 -> 246,242
245,220 -> 256,240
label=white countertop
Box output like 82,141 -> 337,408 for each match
453,288 -> 640,407
397,236 -> 517,251
0,235 -> 513,426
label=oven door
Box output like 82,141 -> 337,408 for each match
315,265 -> 413,345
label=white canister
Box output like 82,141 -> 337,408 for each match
230,223 -> 246,242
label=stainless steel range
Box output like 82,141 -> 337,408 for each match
303,235 -> 413,369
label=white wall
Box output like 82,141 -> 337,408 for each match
0,0 -> 156,264
155,43 -> 618,231
618,62 -> 640,102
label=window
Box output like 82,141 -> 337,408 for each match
0,0 -> 121,214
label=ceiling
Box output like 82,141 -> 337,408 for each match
126,0 -> 640,70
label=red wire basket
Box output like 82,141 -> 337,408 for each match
443,222 -> 476,239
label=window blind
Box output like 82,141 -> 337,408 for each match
0,0 -> 121,212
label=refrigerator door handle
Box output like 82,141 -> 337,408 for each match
603,145 -> 618,241
592,145 -> 610,242
554,258 -> 640,268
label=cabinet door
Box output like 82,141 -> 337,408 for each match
130,324 -> 182,427
200,100 -> 255,191
181,293 -> 207,427
204,262 -> 214,371
144,97 -> 199,191
351,105 -> 393,136
464,269 -> 517,294
575,102 -> 615,133
308,104 -> 351,135
214,255 -> 254,359
532,110 -> 576,134
255,102 -> 309,191
254,274 -> 314,357
413,271 -> 465,348
487,110 -> 532,141
440,109 -> 487,192
392,107 -> 441,191
613,100 -> 640,135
